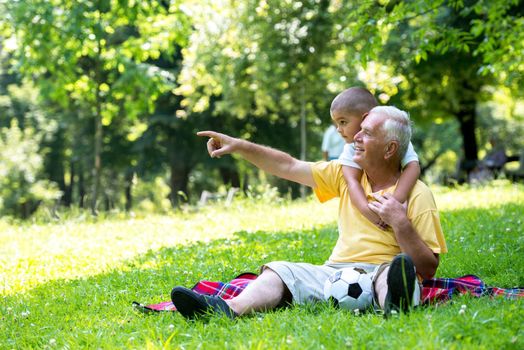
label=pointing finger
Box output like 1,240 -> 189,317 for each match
197,130 -> 220,139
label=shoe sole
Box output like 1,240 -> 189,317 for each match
171,287 -> 208,319
385,254 -> 416,314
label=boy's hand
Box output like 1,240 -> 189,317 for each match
358,205 -> 389,230
376,219 -> 389,230
197,131 -> 238,158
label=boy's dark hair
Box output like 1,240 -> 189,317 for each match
330,87 -> 378,118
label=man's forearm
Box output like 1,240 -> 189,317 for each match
197,130 -> 317,187
235,139 -> 316,187
392,220 -> 439,280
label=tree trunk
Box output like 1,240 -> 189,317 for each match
125,170 -> 133,211
456,98 -> 479,182
91,109 -> 102,214
219,166 -> 241,188
169,163 -> 190,207
299,84 -> 307,199
63,159 -> 74,207
78,166 -> 86,208
168,144 -> 191,207
91,53 -> 103,215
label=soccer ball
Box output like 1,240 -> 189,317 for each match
323,267 -> 373,311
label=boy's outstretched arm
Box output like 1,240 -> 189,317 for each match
197,130 -> 316,188
393,161 -> 421,203
343,166 -> 385,228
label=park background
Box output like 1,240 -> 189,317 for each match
1,1 -> 523,349
1,0 -> 523,218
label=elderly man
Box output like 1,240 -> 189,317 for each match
171,103 -> 447,319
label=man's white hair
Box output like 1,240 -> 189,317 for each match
369,106 -> 412,158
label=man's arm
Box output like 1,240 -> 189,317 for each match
368,193 -> 439,279
197,131 -> 316,188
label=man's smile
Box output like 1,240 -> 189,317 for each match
354,145 -> 364,153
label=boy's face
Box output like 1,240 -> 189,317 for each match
330,109 -> 363,143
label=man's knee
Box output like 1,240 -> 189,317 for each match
261,267 -> 292,306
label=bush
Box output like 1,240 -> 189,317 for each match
0,120 -> 61,218
132,176 -> 172,213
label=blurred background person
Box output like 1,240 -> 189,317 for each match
322,123 -> 345,161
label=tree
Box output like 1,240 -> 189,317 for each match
4,0 -> 190,213
374,0 -> 524,180
176,0 -> 369,196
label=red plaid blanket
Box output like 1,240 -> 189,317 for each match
420,274 -> 524,303
132,273 -> 523,313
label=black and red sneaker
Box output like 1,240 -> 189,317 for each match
171,286 -> 237,320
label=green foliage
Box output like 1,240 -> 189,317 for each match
1,0 -> 524,217
3,0 -> 193,212
177,0 -> 347,151
176,0 -> 524,185
476,86 -> 524,156
0,121 -> 61,218
5,0 -> 189,114
370,0 -> 524,175
379,0 -> 524,92
132,176 -> 172,213
0,184 -> 523,348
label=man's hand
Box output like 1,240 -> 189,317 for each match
370,192 -> 438,279
197,131 -> 239,158
368,193 -> 407,229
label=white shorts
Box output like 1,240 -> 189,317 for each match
263,261 -> 379,304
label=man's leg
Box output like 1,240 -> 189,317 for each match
171,267 -> 289,319
227,268 -> 289,316
373,265 -> 389,309
172,261 -> 331,319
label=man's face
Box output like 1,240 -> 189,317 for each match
352,111 -> 387,167
330,110 -> 362,143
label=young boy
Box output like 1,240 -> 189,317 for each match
330,87 -> 420,228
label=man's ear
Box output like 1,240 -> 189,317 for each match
384,141 -> 399,160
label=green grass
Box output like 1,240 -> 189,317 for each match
1,182 -> 523,349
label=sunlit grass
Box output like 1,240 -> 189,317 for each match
0,198 -> 339,295
1,182 -> 523,349
433,180 -> 523,210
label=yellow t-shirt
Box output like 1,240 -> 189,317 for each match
311,161 -> 447,264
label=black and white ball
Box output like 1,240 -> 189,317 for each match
323,267 -> 373,311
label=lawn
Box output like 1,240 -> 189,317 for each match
1,182 -> 523,349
